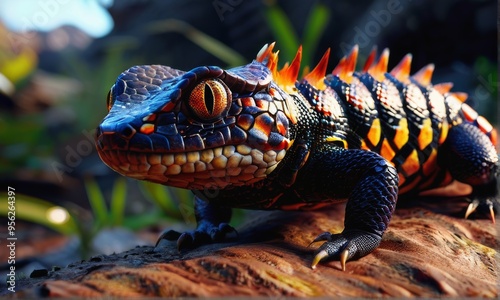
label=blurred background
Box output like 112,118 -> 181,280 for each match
0,0 -> 497,281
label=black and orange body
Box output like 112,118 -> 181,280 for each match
96,43 -> 499,269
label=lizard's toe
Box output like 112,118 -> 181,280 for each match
310,230 -> 381,271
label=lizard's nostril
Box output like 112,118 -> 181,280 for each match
98,121 -> 117,135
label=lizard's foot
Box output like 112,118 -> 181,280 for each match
154,222 -> 237,251
309,230 -> 381,271
465,197 -> 499,224
466,178 -> 499,223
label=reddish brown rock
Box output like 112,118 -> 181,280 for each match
11,201 -> 499,298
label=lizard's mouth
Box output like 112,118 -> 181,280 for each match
95,105 -> 291,189
95,130 -> 285,190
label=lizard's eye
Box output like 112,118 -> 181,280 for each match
188,79 -> 231,121
106,86 -> 115,112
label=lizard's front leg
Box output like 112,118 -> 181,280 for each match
297,148 -> 399,270
155,196 -> 235,250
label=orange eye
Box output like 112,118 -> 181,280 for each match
188,79 -> 231,121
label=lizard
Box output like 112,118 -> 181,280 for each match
95,43 -> 499,270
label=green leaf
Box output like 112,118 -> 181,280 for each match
264,5 -> 300,64
110,177 -> 126,226
302,3 -> 330,69
84,177 -> 108,228
0,193 -> 77,235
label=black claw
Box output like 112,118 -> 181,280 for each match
154,229 -> 182,248
308,232 -> 331,247
177,232 -> 195,250
219,223 -> 238,236
154,238 -> 173,251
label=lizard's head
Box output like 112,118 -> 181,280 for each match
96,44 -> 301,190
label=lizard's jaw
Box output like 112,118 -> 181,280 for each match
96,133 -> 286,190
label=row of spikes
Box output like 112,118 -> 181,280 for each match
255,42 -> 468,102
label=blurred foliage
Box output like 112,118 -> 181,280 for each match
84,176 -> 120,229
79,177 -> 195,256
0,191 -> 77,235
64,38 -> 142,130
0,37 -> 139,173
139,181 -> 194,225
0,114 -> 52,173
0,25 -> 37,87
0,47 -> 37,86
82,176 -> 187,232
264,2 -> 330,73
138,181 -> 246,228
473,56 -> 498,125
146,19 -> 246,67
0,177 -> 195,257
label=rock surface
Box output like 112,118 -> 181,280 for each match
10,200 -> 499,298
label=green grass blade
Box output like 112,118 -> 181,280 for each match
0,193 -> 77,235
302,3 -> 330,69
84,177 -> 109,228
110,177 -> 126,226
264,5 -> 300,63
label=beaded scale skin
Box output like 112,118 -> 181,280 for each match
96,43 -> 499,270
